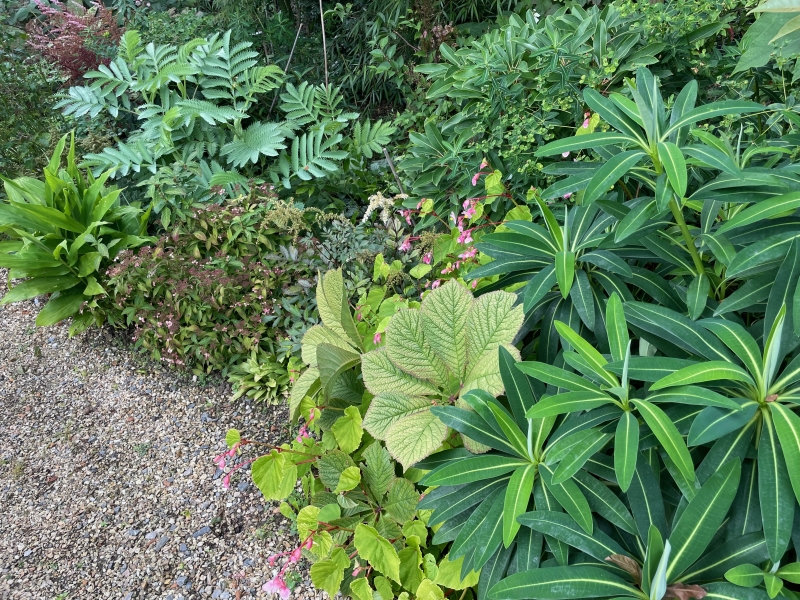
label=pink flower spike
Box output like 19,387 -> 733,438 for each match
399,238 -> 412,253
289,547 -> 302,563
471,173 -> 480,186
373,332 -> 382,345
422,253 -> 432,265
562,151 -> 570,158
222,474 -> 231,489
263,575 -> 291,600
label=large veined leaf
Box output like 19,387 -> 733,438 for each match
384,409 -> 450,471
420,280 -> 472,376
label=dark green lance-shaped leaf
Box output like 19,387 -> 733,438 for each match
509,527 -> 543,575
719,192 -> 800,235
666,459 -> 741,580
534,478 -> 570,565
422,455 -> 530,487
725,564 -> 764,588
552,432 -> 613,484
770,403 -> 800,506
553,321 -> 616,387
579,251 -> 633,278
646,385 -> 743,410
661,100 -> 764,139
572,471 -> 637,534
615,412 -> 639,493
759,409 -> 795,562
535,133 -> 637,157
624,302 -> 735,362
632,399 -> 695,484
555,251 -> 576,299
682,532 -> 768,581
526,392 -> 615,419
426,477 -> 510,526
500,346 -> 542,428
642,525 -> 664,597
688,402 -> 759,446
606,293 -> 630,364
539,464 -> 593,534
518,511 -> 628,562
696,423 -> 755,485
473,494 -> 507,571
584,88 -> 648,143
516,362 -> 603,393
432,406 -> 519,456
765,238 -> 800,359
503,465 -> 536,547
478,543 -> 515,600
583,151 -> 646,206
704,582 -> 771,600
776,562 -> 800,584
701,233 -> 736,267
728,233 -> 800,279
700,319 -> 763,383
450,487 -> 504,561
523,265 -> 558,312
569,270 -> 595,331
649,362 -> 755,391
489,566 -> 640,600
607,357 -> 698,382
627,453 -> 668,539
686,274 -> 710,320
657,141 -> 688,197
714,274 -> 773,316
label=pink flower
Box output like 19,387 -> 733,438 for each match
352,566 -> 362,577
213,453 -> 226,469
422,253 -> 432,265
296,425 -> 309,442
303,537 -> 313,550
268,555 -> 279,566
562,151 -> 570,158
458,229 -> 473,245
263,575 -> 291,600
563,193 -> 572,200
479,159 -> 488,169
399,238 -> 412,252
471,280 -> 478,289
431,280 -> 442,289
289,547 -> 302,563
459,246 -> 477,260
582,118 -> 590,129
471,173 -> 481,186
222,474 -> 231,489
373,332 -> 382,345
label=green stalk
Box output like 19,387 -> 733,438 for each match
668,198 -> 705,276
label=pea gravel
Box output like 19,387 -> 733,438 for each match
0,270 -> 321,600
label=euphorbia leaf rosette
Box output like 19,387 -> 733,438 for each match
361,280 -> 523,469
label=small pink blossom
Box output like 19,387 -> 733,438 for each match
431,280 -> 442,289
352,566 -> 362,577
303,537 -> 313,550
460,246 -> 477,260
296,425 -> 310,442
399,237 -> 412,252
263,575 -> 291,600
471,172 -> 481,186
582,118 -> 590,128
458,229 -> 473,245
213,453 -> 226,469
373,332 -> 382,345
268,555 -> 279,566
422,253 -> 432,265
563,193 -> 572,199
289,547 -> 302,563
222,474 -> 231,489
471,279 -> 478,289
562,151 -> 570,158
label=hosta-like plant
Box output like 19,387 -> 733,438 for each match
0,133 -> 151,332
360,280 -> 523,469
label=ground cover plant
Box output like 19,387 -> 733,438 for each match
4,0 -> 800,599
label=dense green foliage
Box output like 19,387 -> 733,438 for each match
6,1 -> 800,600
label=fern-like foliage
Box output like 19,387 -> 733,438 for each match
221,123 -> 287,168
350,120 -> 397,159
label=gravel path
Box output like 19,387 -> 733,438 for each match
0,271 -> 317,600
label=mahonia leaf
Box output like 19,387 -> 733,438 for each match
421,280 -> 472,377
386,309 -> 450,387
385,409 -> 449,471
354,524 -> 401,583
363,393 -> 432,440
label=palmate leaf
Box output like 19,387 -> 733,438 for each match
220,121 -> 286,168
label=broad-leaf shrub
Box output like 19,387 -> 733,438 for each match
0,132 -> 152,333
